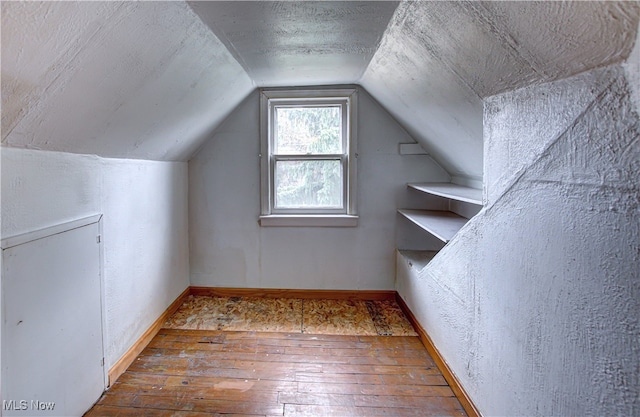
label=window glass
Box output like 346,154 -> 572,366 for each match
274,160 -> 343,208
274,106 -> 342,155
259,88 -> 357,226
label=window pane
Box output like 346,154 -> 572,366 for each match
275,160 -> 343,208
275,106 -> 342,155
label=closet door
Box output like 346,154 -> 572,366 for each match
2,219 -> 105,416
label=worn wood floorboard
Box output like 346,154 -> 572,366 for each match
86,329 -> 466,416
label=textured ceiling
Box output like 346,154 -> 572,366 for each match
189,1 -> 399,86
2,1 -> 638,179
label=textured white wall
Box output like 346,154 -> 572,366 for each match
189,88 -> 449,290
1,148 -> 190,368
397,57 -> 640,415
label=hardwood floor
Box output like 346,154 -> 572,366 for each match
85,329 -> 467,416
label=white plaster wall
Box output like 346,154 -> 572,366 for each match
397,61 -> 640,416
99,158 -> 189,367
1,148 -> 189,368
189,88 -> 449,290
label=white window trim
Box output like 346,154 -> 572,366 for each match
259,87 -> 358,227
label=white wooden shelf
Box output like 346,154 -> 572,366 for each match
398,209 -> 468,243
407,182 -> 482,205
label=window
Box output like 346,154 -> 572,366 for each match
259,88 -> 358,227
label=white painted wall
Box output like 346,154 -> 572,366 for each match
1,148 -> 189,369
397,58 -> 640,415
189,88 -> 449,290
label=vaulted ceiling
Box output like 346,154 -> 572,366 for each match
2,1 -> 638,179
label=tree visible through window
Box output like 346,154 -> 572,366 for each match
274,106 -> 343,209
260,88 -> 358,226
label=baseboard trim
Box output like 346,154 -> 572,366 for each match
395,293 -> 481,417
108,287 -> 190,386
190,286 -> 396,301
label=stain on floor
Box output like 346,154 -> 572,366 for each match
163,295 -> 417,336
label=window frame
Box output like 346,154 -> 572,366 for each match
259,87 -> 358,227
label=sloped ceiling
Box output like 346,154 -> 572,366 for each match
2,1 -> 638,178
189,1 -> 399,86
1,1 -> 254,161
361,1 -> 639,178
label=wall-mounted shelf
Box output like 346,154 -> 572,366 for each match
398,209 -> 467,243
398,182 -> 482,250
407,182 -> 482,205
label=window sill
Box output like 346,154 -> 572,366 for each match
259,215 -> 359,227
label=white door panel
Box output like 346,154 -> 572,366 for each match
2,220 -> 104,416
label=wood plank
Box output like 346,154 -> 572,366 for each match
127,355 -> 324,378
84,405 -> 230,417
144,366 -> 298,382
98,392 -> 284,415
381,372 -> 448,386
294,372 -> 384,385
319,363 -> 440,375
279,392 -> 356,407
149,338 -> 430,358
297,381 -> 454,397
164,376 -> 297,393
105,382 -> 281,403
284,345 -> 431,358
258,338 -> 372,349
140,346 -> 432,366
353,393 -> 459,408
283,403 -> 466,417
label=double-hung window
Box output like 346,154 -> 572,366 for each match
259,88 -> 358,227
